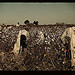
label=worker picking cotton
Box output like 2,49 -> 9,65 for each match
12,29 -> 29,55
16,22 -> 19,26
61,26 -> 75,67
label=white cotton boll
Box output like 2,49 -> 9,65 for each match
52,39 -> 54,42
48,41 -> 50,44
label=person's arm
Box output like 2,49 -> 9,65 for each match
61,28 -> 68,44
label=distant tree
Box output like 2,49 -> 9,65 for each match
24,20 -> 29,24
56,22 -> 59,25
62,22 -> 64,25
33,21 -> 38,25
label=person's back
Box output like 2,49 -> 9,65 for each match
70,27 -> 75,66
61,26 -> 75,67
71,27 -> 75,48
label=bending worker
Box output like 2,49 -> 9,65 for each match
61,26 -> 75,67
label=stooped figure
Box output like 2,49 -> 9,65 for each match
12,30 -> 29,55
61,26 -> 75,67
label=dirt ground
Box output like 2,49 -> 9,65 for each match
0,43 -> 73,71
0,24 -> 75,71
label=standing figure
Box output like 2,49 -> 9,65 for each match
16,22 -> 19,26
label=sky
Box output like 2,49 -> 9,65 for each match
0,3 -> 75,25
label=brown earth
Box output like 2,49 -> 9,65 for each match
0,24 -> 75,71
